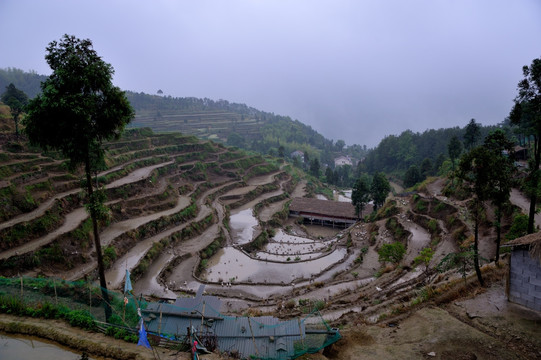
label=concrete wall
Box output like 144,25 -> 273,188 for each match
509,248 -> 541,312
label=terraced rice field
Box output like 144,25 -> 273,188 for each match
0,123 -> 509,325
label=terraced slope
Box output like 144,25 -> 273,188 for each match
0,112 -> 522,334
131,109 -> 260,143
0,126 -> 284,287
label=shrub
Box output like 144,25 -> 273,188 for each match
65,309 -> 96,330
378,242 -> 406,264
505,213 -> 528,241
427,219 -> 438,233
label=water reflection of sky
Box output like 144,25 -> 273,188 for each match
261,229 -> 336,255
229,208 -> 258,245
0,333 -> 94,360
202,247 -> 347,284
336,189 -> 352,202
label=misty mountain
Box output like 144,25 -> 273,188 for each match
1,68 -> 515,183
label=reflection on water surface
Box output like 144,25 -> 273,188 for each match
0,333 -> 95,360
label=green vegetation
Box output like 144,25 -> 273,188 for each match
24,35 -> 134,314
0,293 -> 96,331
378,242 -> 406,264
1,83 -> 28,136
505,213 -> 529,241
509,56 -> 541,234
385,217 -> 408,242
242,230 -> 270,253
414,247 -> 434,280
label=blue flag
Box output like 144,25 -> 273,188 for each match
124,269 -> 133,294
138,319 -> 151,349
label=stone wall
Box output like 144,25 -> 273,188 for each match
509,248 -> 541,312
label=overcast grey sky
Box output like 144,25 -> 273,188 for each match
1,1 -> 540,148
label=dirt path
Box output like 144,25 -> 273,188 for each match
0,160 -> 174,232
106,160 -> 174,188
101,195 -> 192,247
0,207 -> 87,260
131,182 -> 235,296
399,215 -> 432,265
0,188 -> 80,231
246,170 -> 283,186
510,188 -> 541,228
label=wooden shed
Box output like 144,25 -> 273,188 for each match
289,197 -> 359,228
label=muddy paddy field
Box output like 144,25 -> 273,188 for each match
0,126 -> 540,359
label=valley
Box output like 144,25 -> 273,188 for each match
0,119 -> 540,359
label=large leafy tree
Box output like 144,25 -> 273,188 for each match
483,130 -> 516,263
509,57 -> 541,234
1,83 -> 28,137
24,35 -> 134,315
370,172 -> 391,211
352,174 -> 371,218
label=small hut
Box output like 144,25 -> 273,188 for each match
504,232 -> 541,312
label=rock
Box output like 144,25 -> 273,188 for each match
427,351 -> 436,357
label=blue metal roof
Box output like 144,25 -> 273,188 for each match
142,285 -> 339,359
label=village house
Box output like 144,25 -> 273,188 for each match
290,150 -> 304,163
334,155 -> 352,167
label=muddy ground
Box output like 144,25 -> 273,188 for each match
325,282 -> 541,360
2,271 -> 540,360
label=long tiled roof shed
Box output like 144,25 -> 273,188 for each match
504,232 -> 541,312
289,197 -> 358,228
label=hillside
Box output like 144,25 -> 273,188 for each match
0,106 -> 540,359
1,68 -> 363,170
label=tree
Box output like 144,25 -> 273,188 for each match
414,247 -> 434,281
457,146 -> 494,286
1,83 -> 28,137
24,35 -> 134,317
437,247 -> 478,286
420,157 -> 433,178
509,57 -> 541,234
226,132 -> 245,148
370,172 -> 391,211
403,165 -> 422,188
463,118 -> 481,150
378,242 -> 406,264
447,136 -> 463,175
310,158 -> 320,178
352,175 -> 371,218
482,130 -> 516,263
335,139 -> 345,152
325,167 -> 334,184
434,153 -> 446,174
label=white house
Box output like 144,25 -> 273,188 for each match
291,150 -> 305,163
334,155 -> 352,167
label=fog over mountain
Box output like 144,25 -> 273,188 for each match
1,0 -> 540,147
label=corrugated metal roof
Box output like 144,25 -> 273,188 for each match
141,285 -> 340,359
143,304 -> 311,359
